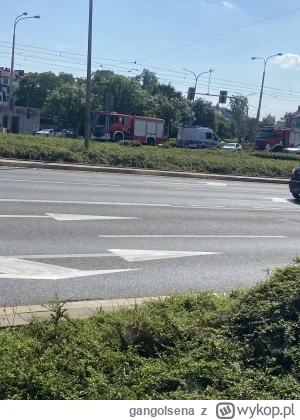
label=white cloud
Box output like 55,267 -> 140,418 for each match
273,53 -> 300,69
222,1 -> 237,9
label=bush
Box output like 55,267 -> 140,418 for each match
118,140 -> 142,147
0,133 -> 297,178
1,264 -> 300,399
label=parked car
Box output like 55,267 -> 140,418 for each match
283,145 -> 300,154
222,143 -> 242,151
289,166 -> 300,199
35,129 -> 54,137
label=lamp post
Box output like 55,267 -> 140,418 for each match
251,53 -> 282,139
8,13 -> 40,133
183,68 -> 213,125
84,0 -> 93,149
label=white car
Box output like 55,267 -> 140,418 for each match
282,145 -> 300,154
35,129 -> 54,137
222,143 -> 242,151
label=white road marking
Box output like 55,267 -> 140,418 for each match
272,198 -> 293,203
0,257 -> 137,280
15,253 -> 114,259
144,181 -> 206,186
253,207 -> 282,210
192,205 -> 227,208
0,199 -> 298,212
0,214 -> 138,221
108,249 -> 222,262
0,215 -> 48,218
205,182 -> 228,186
101,235 -> 286,238
45,213 -> 138,221
0,178 -> 120,187
0,199 -> 171,207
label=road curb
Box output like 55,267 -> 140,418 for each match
0,296 -> 167,327
0,158 -> 290,184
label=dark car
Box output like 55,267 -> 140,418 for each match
289,166 -> 300,199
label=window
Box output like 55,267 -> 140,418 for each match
1,78 -> 9,85
121,116 -> 130,125
206,132 -> 213,139
96,115 -> 106,125
110,115 -> 118,124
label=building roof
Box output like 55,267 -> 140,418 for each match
0,68 -> 25,80
215,104 -> 232,119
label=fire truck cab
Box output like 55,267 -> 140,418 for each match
92,112 -> 164,146
254,126 -> 290,152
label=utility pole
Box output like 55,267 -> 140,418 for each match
84,0 -> 93,149
251,53 -> 282,142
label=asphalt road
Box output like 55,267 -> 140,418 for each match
0,166 -> 299,306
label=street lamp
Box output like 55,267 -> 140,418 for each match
8,13 -> 40,133
251,53 -> 282,139
183,68 -> 213,124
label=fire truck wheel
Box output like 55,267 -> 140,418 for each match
147,138 -> 155,146
273,144 -> 283,153
114,133 -> 123,142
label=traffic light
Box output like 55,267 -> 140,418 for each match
219,91 -> 228,104
187,87 -> 196,101
27,108 -> 32,119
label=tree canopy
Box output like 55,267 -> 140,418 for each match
261,113 -> 276,127
14,69 -> 235,138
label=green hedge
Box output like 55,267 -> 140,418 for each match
0,133 -> 299,178
1,263 -> 300,399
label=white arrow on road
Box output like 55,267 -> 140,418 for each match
0,257 -> 137,280
108,249 -> 222,262
0,214 -> 138,221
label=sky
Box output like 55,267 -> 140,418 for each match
1,0 -> 300,119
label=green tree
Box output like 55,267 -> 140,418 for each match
229,95 -> 248,142
57,73 -> 76,84
42,82 -> 86,134
136,69 -> 159,95
215,112 -> 232,139
91,70 -> 148,115
156,83 -> 182,99
14,72 -> 58,109
261,113 -> 276,126
192,99 -> 216,130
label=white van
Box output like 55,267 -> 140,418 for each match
176,127 -> 219,149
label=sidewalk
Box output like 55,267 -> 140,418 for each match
0,158 -> 290,184
0,297 -> 166,327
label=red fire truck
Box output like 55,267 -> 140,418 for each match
91,112 -> 165,146
254,126 -> 290,152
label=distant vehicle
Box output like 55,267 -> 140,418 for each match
92,112 -> 164,146
223,143 -> 242,151
35,129 -> 54,137
289,166 -> 300,199
176,127 -> 219,149
255,126 -> 290,152
283,145 -> 300,154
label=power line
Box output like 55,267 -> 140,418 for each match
137,7 -> 300,61
2,50 -> 300,104
2,39 -> 300,97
